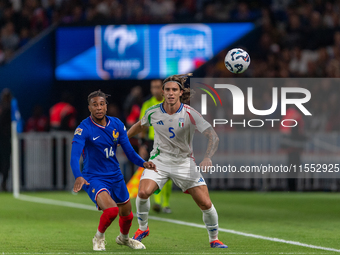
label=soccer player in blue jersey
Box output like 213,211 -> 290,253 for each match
70,90 -> 156,251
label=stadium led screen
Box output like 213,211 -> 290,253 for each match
55,23 -> 254,80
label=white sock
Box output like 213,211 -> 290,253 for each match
119,232 -> 129,240
202,204 -> 219,242
95,230 -> 105,238
136,195 -> 150,231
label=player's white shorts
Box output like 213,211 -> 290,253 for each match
141,156 -> 206,192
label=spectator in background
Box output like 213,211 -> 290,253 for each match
0,43 -> 5,64
0,88 -> 12,191
25,105 -> 48,132
49,92 -> 77,131
147,0 -> 174,22
1,22 -> 19,52
18,27 -> 30,48
30,7 -> 49,36
280,104 -> 307,191
107,103 -> 122,119
123,86 -> 143,181
230,2 -> 258,22
124,86 -> 143,128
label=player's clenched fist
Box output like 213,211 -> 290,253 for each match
73,176 -> 90,192
199,158 -> 213,172
143,161 -> 157,172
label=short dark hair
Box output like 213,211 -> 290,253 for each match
87,90 -> 111,104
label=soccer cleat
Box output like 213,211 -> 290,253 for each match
210,240 -> 228,248
92,236 -> 106,251
152,203 -> 161,213
132,226 -> 149,242
116,235 -> 146,249
162,207 -> 172,214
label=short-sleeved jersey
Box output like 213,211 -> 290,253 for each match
72,116 -> 127,181
141,103 -> 211,159
139,96 -> 164,140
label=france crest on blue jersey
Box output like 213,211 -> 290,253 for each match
72,116 -> 128,181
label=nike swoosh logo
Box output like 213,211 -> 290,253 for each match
93,136 -> 100,140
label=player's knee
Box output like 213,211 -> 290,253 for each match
198,200 -> 212,211
104,207 -> 119,221
138,189 -> 152,199
125,211 -> 134,221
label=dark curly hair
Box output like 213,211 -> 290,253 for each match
162,73 -> 195,103
87,90 -> 111,104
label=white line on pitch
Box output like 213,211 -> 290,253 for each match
148,216 -> 340,253
16,195 -> 340,253
1,252 -> 338,255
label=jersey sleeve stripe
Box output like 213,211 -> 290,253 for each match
145,104 -> 161,115
186,111 -> 196,125
184,105 -> 202,117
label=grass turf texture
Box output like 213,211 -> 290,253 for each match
1,191 -> 340,254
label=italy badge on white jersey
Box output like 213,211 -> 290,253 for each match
141,103 -> 211,160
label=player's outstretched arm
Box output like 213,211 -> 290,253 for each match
199,127 -> 220,169
120,121 -> 157,171
70,141 -> 90,192
127,120 -> 147,139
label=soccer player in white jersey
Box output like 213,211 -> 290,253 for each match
127,74 -> 228,248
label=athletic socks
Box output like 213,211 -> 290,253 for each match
136,195 -> 150,231
202,204 -> 219,242
119,211 -> 134,239
97,207 -> 119,234
96,230 -> 104,238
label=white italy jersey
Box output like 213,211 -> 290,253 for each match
141,103 -> 211,160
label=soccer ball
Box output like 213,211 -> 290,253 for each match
224,48 -> 250,74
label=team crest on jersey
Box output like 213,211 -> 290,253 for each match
179,118 -> 184,128
92,188 -> 95,193
113,129 -> 119,142
74,128 -> 83,135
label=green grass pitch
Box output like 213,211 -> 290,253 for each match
1,191 -> 340,254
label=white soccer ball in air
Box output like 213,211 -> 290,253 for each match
224,48 -> 250,74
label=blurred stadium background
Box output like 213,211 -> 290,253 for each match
2,1 -> 340,254
1,0 -> 340,193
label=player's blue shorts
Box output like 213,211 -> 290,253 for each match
82,176 -> 130,209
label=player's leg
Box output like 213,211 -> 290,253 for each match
187,185 -> 228,248
133,169 -> 168,241
93,191 -> 119,250
96,191 -> 119,232
115,200 -> 145,249
161,179 -> 172,213
133,179 -> 158,241
170,160 -> 227,249
152,190 -> 162,213
83,179 -> 119,251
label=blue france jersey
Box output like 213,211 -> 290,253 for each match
72,116 -> 128,180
